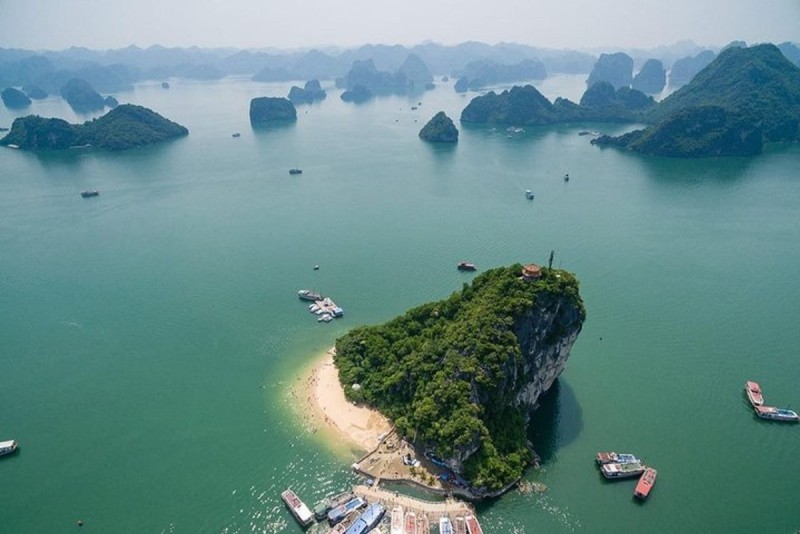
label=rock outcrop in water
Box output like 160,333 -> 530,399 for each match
340,85 -> 372,103
418,111 -> 458,143
249,97 -> 297,124
334,264 -> 585,494
287,80 -> 327,104
0,104 -> 188,151
2,87 -> 31,109
60,78 -> 108,113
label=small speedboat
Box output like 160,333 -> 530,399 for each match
0,439 -> 18,456
754,405 -> 800,422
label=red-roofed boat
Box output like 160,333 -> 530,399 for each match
745,381 -> 763,407
634,467 -> 657,500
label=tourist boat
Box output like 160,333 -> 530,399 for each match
0,439 -> 18,456
634,467 -> 657,500
745,381 -> 764,407
439,518 -> 454,534
232,132 -> 241,138
390,506 -> 404,534
754,405 -> 800,422
525,189 -> 535,200
457,262 -> 477,272
344,503 -> 385,534
314,490 -> 355,520
564,173 -> 569,182
404,511 -> 417,534
81,190 -> 100,198
600,461 -> 646,480
298,289 -> 323,301
464,515 -> 484,534
596,452 -> 640,465
289,168 -> 303,175
281,489 -> 313,527
328,497 -> 367,525
454,517 -> 467,534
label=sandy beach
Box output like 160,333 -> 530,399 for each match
295,348 -> 392,454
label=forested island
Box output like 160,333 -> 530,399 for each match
419,111 -> 459,143
249,97 -> 297,124
334,264 -> 585,493
0,104 -> 188,150
593,44 -> 800,156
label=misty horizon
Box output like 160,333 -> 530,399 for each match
1,0 -> 798,52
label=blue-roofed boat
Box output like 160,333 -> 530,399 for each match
328,497 -> 367,525
344,504 -> 386,534
754,405 -> 800,422
596,452 -> 640,465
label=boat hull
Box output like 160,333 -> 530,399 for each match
745,381 -> 764,407
634,467 -> 657,500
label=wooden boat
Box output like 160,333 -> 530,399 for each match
596,452 -> 640,465
634,467 -> 657,500
390,506 -> 404,534
745,381 -> 764,406
416,514 -> 429,534
454,517 -> 467,534
464,515 -> 484,534
404,511 -> 417,534
754,405 -> 800,422
457,261 -> 477,272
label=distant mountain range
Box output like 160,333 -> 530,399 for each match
5,40 -> 796,94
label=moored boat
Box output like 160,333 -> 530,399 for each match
417,514 -> 429,534
328,497 -> 368,526
298,289 -> 323,301
600,462 -> 646,480
754,405 -> 800,422
404,511 -> 417,534
0,439 -> 18,456
314,490 -> 355,521
464,515 -> 483,534
745,381 -> 764,407
344,503 -> 385,534
390,506 -> 404,534
281,489 -> 313,527
634,467 -> 657,500
596,452 -> 640,465
81,190 -> 100,198
454,517 -> 466,534
457,262 -> 477,272
439,517 -> 454,534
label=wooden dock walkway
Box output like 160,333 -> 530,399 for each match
352,485 -> 474,523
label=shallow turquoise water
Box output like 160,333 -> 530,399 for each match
1,77 -> 798,533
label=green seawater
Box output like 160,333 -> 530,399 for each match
1,77 -> 798,533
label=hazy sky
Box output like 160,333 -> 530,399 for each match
0,0 -> 797,51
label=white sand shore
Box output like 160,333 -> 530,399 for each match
301,348 -> 392,453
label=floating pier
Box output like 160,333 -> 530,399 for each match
351,485 -> 474,524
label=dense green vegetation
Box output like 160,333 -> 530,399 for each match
334,265 -> 585,491
460,83 -> 653,125
249,97 -> 297,124
418,111 -> 458,143
595,44 -> 800,156
2,87 -> 31,109
0,104 -> 188,150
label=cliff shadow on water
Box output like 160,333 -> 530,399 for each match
527,379 -> 583,464
250,120 -> 296,135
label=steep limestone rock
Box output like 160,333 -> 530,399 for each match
419,111 -> 458,143
586,52 -> 634,89
2,87 -> 31,109
249,97 -> 297,124
631,59 -> 666,94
